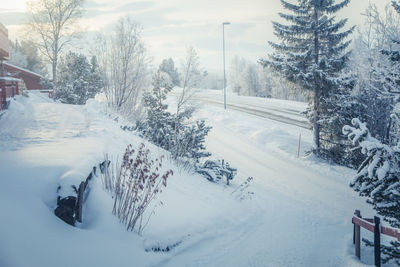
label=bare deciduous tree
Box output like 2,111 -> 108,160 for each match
26,0 -> 84,91
94,17 -> 149,120
171,47 -> 202,159
177,46 -> 201,115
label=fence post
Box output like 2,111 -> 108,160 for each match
298,133 -> 301,158
354,210 -> 361,259
76,182 -> 85,223
374,216 -> 381,267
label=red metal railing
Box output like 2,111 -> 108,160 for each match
352,209 -> 400,267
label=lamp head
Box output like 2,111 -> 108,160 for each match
223,22 -> 231,25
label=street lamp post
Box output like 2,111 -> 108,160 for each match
222,22 -> 230,110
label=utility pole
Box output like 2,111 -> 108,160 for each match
222,22 -> 230,110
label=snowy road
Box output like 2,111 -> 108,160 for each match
196,97 -> 311,129
191,90 -> 311,129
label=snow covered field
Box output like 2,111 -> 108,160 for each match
0,91 -> 386,266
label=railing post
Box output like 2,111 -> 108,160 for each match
76,182 -> 85,223
374,216 -> 381,267
354,210 -> 361,259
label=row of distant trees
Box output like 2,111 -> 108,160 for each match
229,55 -> 305,101
5,1 -> 190,115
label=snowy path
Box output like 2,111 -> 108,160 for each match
191,121 -> 358,266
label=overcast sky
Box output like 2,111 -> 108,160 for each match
0,0 -> 391,72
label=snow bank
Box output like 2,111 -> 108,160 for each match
0,93 -> 249,267
0,91 -> 391,266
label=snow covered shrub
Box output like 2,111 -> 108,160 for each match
171,120 -> 211,163
136,70 -> 211,164
107,143 -> 173,233
55,52 -> 103,105
343,118 -> 400,264
195,159 -> 237,184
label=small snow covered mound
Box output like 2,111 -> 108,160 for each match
57,169 -> 87,198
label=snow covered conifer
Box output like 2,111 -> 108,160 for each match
393,0 -> 400,14
136,70 -> 212,164
136,70 -> 174,149
55,52 -> 103,104
344,119 -> 400,264
261,0 -> 354,153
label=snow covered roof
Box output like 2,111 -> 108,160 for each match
0,76 -> 21,82
3,62 -> 43,78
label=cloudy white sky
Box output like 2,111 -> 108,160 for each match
0,0 -> 391,72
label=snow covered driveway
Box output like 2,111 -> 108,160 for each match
0,93 -> 90,151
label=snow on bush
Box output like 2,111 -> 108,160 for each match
103,143 -> 173,234
135,70 -> 211,164
135,70 -> 239,184
195,159 -> 237,184
343,118 -> 400,264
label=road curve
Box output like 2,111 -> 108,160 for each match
195,97 -> 312,130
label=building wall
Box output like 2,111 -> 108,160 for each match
3,63 -> 43,90
0,79 -> 19,110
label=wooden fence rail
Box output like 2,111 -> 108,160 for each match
352,209 -> 400,267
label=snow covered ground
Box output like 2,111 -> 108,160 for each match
0,91 -> 391,266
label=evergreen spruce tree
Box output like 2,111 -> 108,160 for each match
9,39 -> 47,75
55,52 -> 103,104
317,74 -> 365,166
261,0 -> 354,154
344,119 -> 400,264
136,70 -> 175,149
136,70 -> 211,163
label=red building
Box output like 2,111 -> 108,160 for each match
0,22 -> 48,110
3,62 -> 43,90
0,77 -> 19,110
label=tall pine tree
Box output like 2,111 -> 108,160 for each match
261,0 -> 354,153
